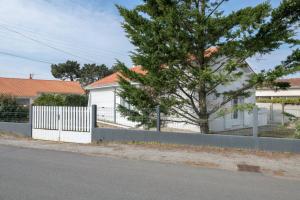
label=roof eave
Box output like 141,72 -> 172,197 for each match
86,82 -> 139,90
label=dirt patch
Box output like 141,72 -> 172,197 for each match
109,141 -> 298,160
237,163 -> 261,173
273,169 -> 286,177
183,160 -> 220,168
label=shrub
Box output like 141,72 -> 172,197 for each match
33,93 -> 65,106
64,94 -> 88,106
33,93 -> 88,106
0,94 -> 29,122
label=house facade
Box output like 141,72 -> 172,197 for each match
87,64 -> 268,133
0,77 -> 85,106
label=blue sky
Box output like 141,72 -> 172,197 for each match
0,0 -> 297,79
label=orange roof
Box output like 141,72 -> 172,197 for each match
0,77 -> 85,97
88,47 -> 219,89
88,65 -> 145,89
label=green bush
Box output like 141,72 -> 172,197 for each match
257,97 -> 300,105
33,93 -> 88,106
64,94 -> 88,106
0,94 -> 29,122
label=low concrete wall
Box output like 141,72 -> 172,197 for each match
92,128 -> 300,153
0,122 -> 31,137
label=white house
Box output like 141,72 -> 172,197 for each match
87,53 -> 267,133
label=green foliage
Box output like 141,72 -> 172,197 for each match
217,103 -> 256,117
51,60 -> 81,81
79,64 -> 112,86
116,0 -> 300,133
283,112 -> 298,122
33,94 -> 88,106
64,94 -> 88,106
257,97 -> 300,105
0,94 -> 29,122
51,61 -> 115,86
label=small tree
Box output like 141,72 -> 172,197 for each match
116,0 -> 300,133
51,60 -> 81,81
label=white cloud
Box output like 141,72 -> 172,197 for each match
0,0 -> 133,79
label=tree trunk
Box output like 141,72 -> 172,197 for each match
199,115 -> 209,134
198,84 -> 209,134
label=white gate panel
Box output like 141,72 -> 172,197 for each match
32,129 -> 60,141
60,131 -> 91,143
32,106 -> 92,144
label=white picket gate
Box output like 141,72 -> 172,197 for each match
32,106 -> 92,144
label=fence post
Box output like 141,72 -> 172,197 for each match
58,107 -> 63,141
113,88 -> 117,124
156,105 -> 161,132
252,106 -> 259,148
29,105 -> 33,137
270,103 -> 273,122
252,106 -> 258,137
281,103 -> 285,125
91,104 -> 97,130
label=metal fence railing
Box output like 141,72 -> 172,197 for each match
96,107 -> 149,129
95,106 -> 270,134
0,110 -> 29,123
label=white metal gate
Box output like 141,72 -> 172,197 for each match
32,106 -> 92,144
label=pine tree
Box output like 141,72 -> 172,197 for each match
116,0 -> 300,133
51,60 -> 81,81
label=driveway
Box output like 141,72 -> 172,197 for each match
0,144 -> 299,200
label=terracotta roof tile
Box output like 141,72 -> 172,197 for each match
278,78 -> 300,88
88,65 -> 144,89
0,77 -> 85,97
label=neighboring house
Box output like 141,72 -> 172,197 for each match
0,77 -> 85,106
87,61 -> 268,133
256,78 -> 300,98
256,78 -> 300,124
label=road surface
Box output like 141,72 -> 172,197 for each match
0,144 -> 299,200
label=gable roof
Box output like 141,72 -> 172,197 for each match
87,65 -> 144,89
0,77 -> 85,97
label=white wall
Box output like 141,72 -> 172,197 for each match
256,88 -> 300,97
89,87 -> 116,108
90,87 -> 138,127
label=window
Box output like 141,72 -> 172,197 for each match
232,98 -> 239,119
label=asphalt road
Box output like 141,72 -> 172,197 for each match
0,144 -> 299,200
